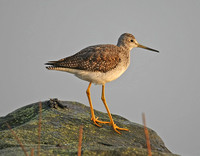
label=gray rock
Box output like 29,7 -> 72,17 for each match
0,99 -> 179,156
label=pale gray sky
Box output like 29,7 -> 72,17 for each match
0,1 -> 200,155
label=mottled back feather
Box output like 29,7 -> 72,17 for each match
47,44 -> 121,73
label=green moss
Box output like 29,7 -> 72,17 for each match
0,100 -> 179,156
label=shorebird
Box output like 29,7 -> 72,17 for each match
45,33 -> 159,134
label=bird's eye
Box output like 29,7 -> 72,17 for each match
130,39 -> 134,42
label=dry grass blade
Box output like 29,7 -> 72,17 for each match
30,148 -> 34,156
142,113 -> 152,156
78,125 -> 83,156
6,122 -> 28,156
38,102 -> 42,156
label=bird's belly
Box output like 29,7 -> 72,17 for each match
74,63 -> 129,85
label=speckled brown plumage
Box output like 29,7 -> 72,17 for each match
46,44 -> 122,73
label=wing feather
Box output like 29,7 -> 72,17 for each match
46,44 -> 121,73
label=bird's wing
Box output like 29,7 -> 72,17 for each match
46,45 -> 121,73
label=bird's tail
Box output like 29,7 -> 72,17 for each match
45,61 -> 57,66
45,61 -> 59,70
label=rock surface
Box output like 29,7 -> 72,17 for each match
0,99 -> 178,156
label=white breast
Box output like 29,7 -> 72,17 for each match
74,59 -> 130,85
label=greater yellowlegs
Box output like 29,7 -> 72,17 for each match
45,33 -> 159,134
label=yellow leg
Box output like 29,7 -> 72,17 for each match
86,82 -> 110,127
101,84 -> 129,134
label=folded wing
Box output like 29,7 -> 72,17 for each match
45,45 -> 121,73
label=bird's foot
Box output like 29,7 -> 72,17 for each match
91,117 -> 110,127
111,123 -> 129,134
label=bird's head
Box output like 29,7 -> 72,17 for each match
117,33 -> 159,53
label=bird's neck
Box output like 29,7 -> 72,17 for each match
117,44 -> 131,52
117,42 -> 131,51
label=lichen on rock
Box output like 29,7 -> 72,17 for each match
0,99 -> 178,156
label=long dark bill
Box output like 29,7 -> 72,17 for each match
138,44 -> 159,53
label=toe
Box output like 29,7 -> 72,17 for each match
112,124 -> 129,133
94,122 -> 102,127
114,129 -> 121,134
